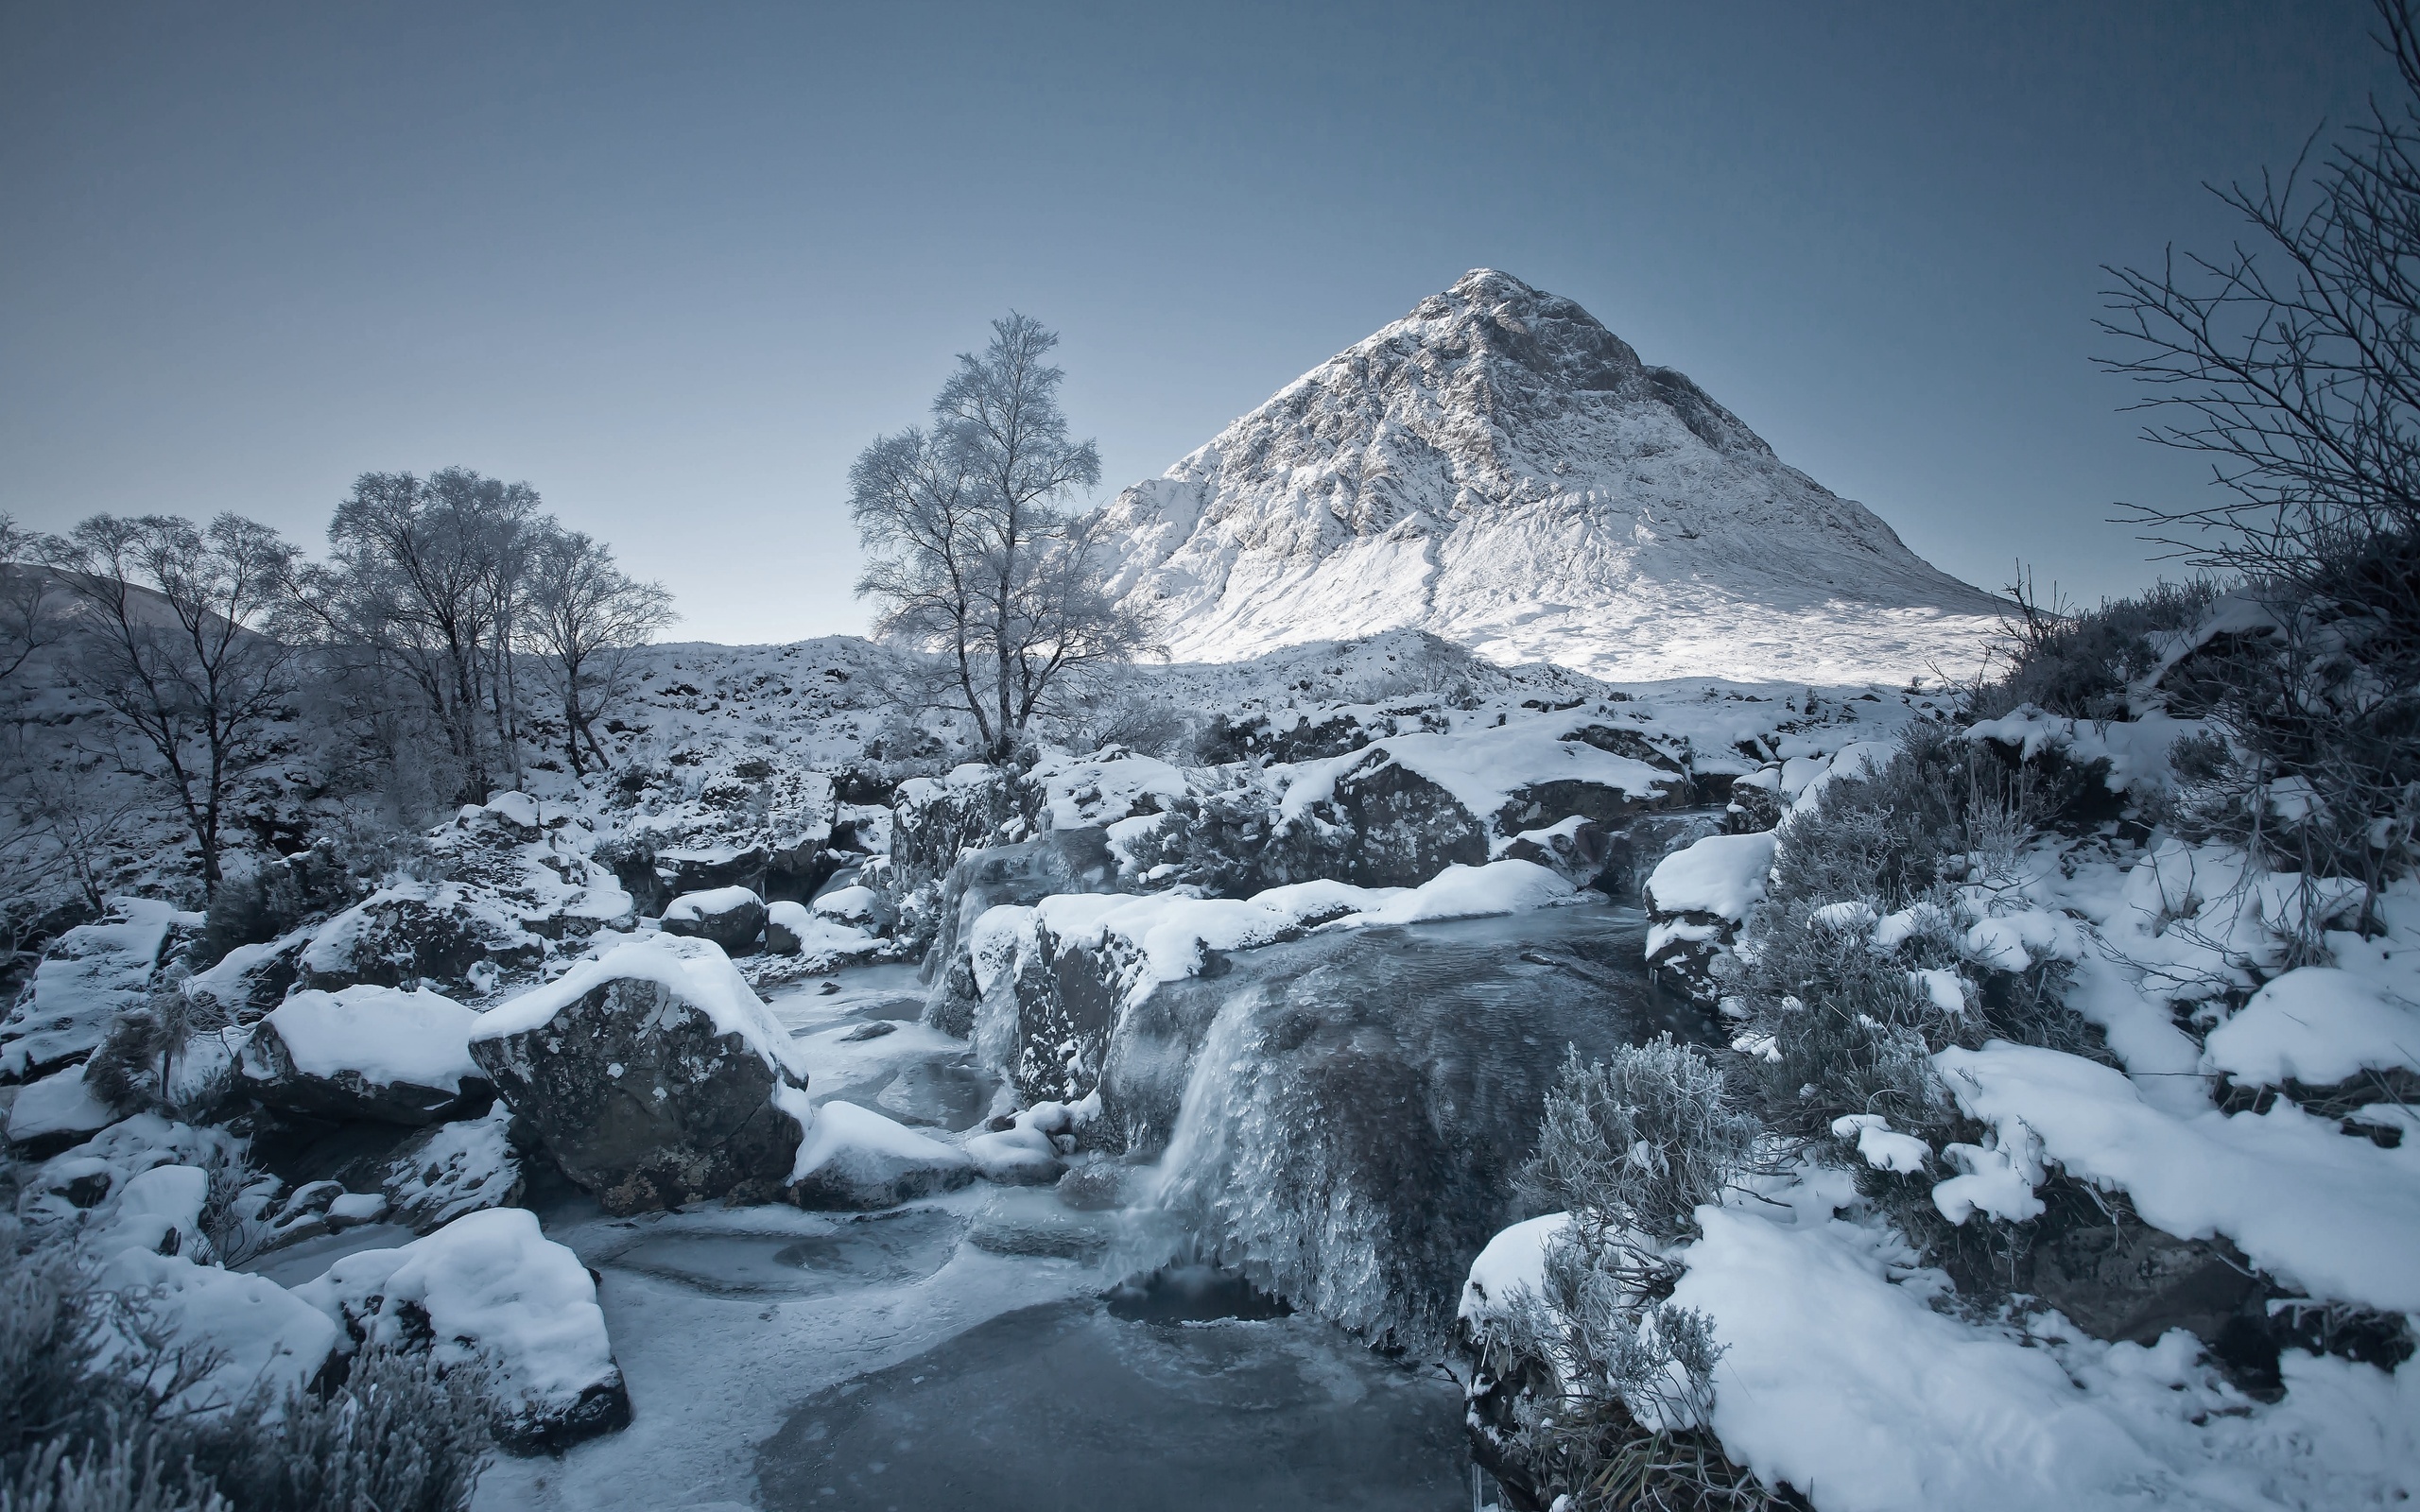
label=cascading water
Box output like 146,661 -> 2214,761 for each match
1118,902 -> 1716,1348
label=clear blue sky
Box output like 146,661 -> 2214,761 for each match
0,1 -> 2394,644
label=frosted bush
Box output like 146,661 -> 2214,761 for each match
1520,1038 -> 1760,1265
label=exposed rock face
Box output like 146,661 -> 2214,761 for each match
921,829 -> 1123,1037
660,885 -> 768,955
379,1107 -> 525,1233
1096,268 -> 2000,683
467,937 -> 812,1214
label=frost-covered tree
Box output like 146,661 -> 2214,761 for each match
40,512 -> 299,895
851,314 -> 1158,760
292,468 -> 543,801
523,526 -> 676,774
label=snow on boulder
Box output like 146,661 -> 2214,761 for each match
295,1207 -> 630,1451
660,885 -> 767,955
468,935 -> 811,1214
6,1061 -> 119,1156
811,885 -> 879,922
2204,966 -> 2420,1089
1643,830 -> 1777,1004
962,1099 -> 1079,1186
183,926 -> 313,1021
783,1094 -> 975,1210
240,985 -> 492,1125
380,1105 -> 525,1233
0,898 -> 194,1079
295,880 -> 545,1000
1938,1040 -> 2420,1312
764,900 -> 880,967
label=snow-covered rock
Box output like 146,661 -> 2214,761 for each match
467,935 -> 811,1213
764,900 -> 879,967
1097,268 -> 2001,683
295,1207 -> 631,1451
1643,830 -> 1777,1003
0,898 -> 194,1079
784,1097 -> 975,1209
6,1060 -> 118,1154
239,984 -> 492,1125
379,1105 -> 525,1232
295,880 -> 545,1000
2204,967 -> 2420,1090
660,885 -> 767,955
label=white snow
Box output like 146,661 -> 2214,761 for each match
1830,1114 -> 1931,1176
472,934 -> 809,1081
1668,1174 -> 2420,1512
1275,719 -> 1682,845
810,885 -> 878,920
253,984 -> 480,1090
1645,832 -> 1778,919
1457,1211 -> 1570,1327
6,1061 -> 116,1145
2204,966 -> 2420,1087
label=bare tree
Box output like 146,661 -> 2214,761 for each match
40,513 -> 298,895
852,314 -> 1157,759
2100,0 -> 2420,888
0,513 -> 64,688
523,526 -> 677,775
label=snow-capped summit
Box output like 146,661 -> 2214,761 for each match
1098,269 -> 2004,683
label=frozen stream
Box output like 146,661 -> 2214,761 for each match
460,902 -> 1683,1510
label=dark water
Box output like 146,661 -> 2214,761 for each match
754,1296 -> 1467,1512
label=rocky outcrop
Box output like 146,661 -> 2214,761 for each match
920,828 -> 1124,1037
1642,831 -> 1778,1005
294,882 -> 545,1000
786,1099 -> 976,1210
466,936 -> 811,1214
1,900 -> 196,1080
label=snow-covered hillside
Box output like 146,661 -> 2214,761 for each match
1098,269 -> 2005,683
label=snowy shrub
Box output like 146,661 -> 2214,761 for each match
0,1232 -> 488,1512
1977,576 -> 2221,722
1520,1039 -> 1761,1264
1473,1039 -> 1779,1511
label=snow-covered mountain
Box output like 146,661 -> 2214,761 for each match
1098,269 -> 2004,684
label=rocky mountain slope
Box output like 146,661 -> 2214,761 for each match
1098,269 -> 2005,683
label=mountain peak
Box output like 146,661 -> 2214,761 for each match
1095,274 -> 2000,683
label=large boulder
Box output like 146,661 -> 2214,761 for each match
295,882 -> 545,1000
182,926 -> 313,1022
1,899 -> 196,1080
660,885 -> 767,955
238,985 -> 493,1126
467,936 -> 812,1214
296,1207 -> 631,1452
763,901 -> 880,968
